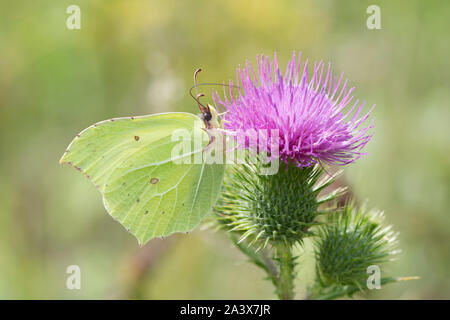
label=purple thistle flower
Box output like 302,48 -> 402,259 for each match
212,52 -> 375,167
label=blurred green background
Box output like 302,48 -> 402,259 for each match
0,0 -> 449,299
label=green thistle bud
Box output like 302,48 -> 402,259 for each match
214,158 -> 346,247
314,203 -> 399,290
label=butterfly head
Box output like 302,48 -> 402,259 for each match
204,104 -> 221,129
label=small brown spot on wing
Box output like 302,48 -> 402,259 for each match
150,177 -> 159,184
134,135 -> 140,141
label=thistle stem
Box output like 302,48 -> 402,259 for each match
275,243 -> 295,300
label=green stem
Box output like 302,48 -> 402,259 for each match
275,243 -> 295,300
228,234 -> 297,300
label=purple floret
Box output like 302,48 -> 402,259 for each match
213,52 -> 375,167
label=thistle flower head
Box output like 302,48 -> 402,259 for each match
213,52 -> 374,167
314,203 -> 399,289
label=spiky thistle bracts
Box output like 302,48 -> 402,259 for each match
214,158 -> 347,247
314,203 -> 399,290
213,52 -> 374,167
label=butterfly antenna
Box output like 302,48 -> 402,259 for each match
189,79 -> 241,106
193,69 -> 209,114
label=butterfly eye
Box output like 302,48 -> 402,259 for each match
203,111 -> 212,121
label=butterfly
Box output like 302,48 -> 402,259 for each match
60,69 -> 226,246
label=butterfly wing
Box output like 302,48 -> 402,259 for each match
60,113 -> 225,245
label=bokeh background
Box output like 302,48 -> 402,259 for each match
0,0 -> 449,299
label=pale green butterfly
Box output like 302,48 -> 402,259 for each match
60,70 -> 226,246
